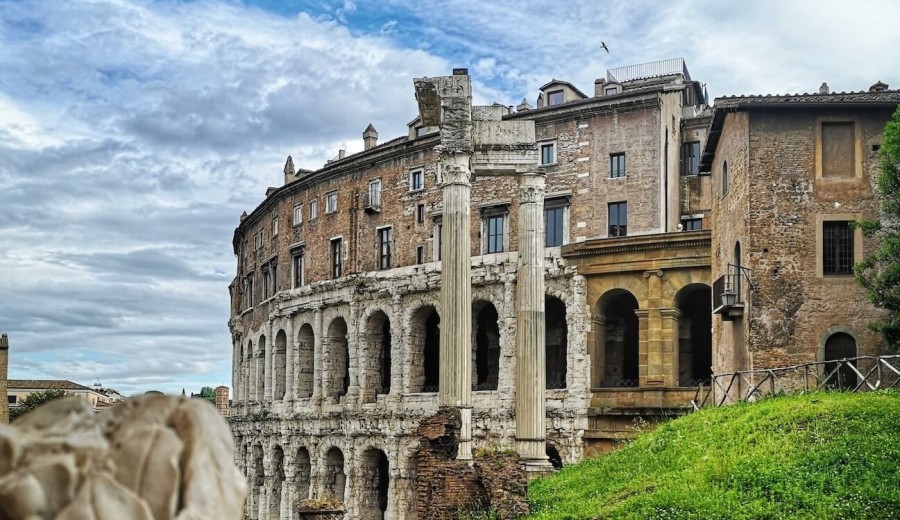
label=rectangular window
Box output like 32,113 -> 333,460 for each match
545,206 -> 565,247
270,263 -> 277,295
309,199 -> 318,220
605,86 -> 619,96
331,238 -> 342,278
293,204 -> 303,226
410,169 -> 424,192
682,141 -> 701,176
367,180 -> 381,208
610,153 -> 626,178
415,126 -> 427,138
608,201 -> 628,237
326,191 -> 337,213
417,204 -> 425,224
262,270 -> 270,300
547,90 -> 564,106
378,227 -> 393,270
272,216 -> 279,237
681,218 -> 702,231
485,215 -> 505,254
435,222 -> 443,261
540,143 -> 556,165
7,395 -> 15,404
822,122 -> 855,178
292,251 -> 304,288
823,221 -> 854,275
416,245 -> 425,265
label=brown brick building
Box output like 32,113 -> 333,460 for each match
227,61 -> 897,520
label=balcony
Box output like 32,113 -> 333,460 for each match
364,191 -> 382,214
713,264 -> 746,320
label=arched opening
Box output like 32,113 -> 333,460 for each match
255,335 -> 266,401
410,305 -> 440,392
269,446 -> 284,520
250,443 -> 263,520
324,447 -> 346,503
676,284 -> 713,386
360,448 -> 390,520
274,330 -> 287,400
824,332 -> 858,390
473,301 -> 500,391
297,324 -> 315,398
244,340 -> 252,403
295,447 -> 311,502
325,318 -> 350,398
600,290 -> 640,387
733,241 -> 742,268
546,296 -> 568,389
365,311 -> 392,396
546,445 -> 563,470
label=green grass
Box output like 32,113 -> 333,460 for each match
528,391 -> 900,520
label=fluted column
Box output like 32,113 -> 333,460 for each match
515,171 -> 551,470
438,149 -> 474,461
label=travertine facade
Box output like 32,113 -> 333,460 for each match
227,60 -> 899,519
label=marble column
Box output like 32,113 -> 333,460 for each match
515,171 -> 551,469
438,148 -> 474,461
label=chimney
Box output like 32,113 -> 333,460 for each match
283,155 -> 295,185
594,77 -> 607,97
0,334 -> 8,424
516,98 -> 533,112
819,82 -> 830,94
363,124 -> 378,150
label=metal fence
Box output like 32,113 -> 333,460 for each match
691,355 -> 900,410
607,58 -> 691,83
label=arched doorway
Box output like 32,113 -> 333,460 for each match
274,330 -> 287,400
410,305 -> 440,392
473,301 -> 500,391
360,448 -> 390,520
296,324 -> 315,398
824,332 -> 858,390
365,311 -> 392,396
325,318 -> 349,398
546,296 -> 568,389
675,284 -> 712,386
598,290 -> 640,387
295,447 -> 311,503
324,447 -> 346,503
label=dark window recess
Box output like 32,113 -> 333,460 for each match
682,141 -> 701,176
331,239 -> 342,278
540,143 -> 555,165
682,218 -> 702,231
823,221 -> 853,275
417,204 -> 425,224
608,201 -> 627,237
486,215 -> 504,253
722,160 -> 729,196
547,90 -> 564,106
293,252 -> 304,288
410,170 -> 424,191
610,153 -> 626,178
378,228 -> 392,270
545,206 -> 565,247
416,245 -> 425,265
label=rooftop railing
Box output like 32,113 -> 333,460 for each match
607,58 -> 691,83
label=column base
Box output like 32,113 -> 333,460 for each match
457,407 -> 473,461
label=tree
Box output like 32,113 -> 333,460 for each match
856,105 -> 900,349
10,388 -> 67,421
199,386 -> 216,406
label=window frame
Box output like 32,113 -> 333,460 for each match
721,160 -> 729,198
682,141 -> 701,176
547,89 -> 564,106
480,206 -> 509,255
822,220 -> 854,276
272,215 -> 279,237
544,196 -> 569,247
409,169 -> 424,192
816,117 -> 862,182
610,152 -> 626,179
681,218 -> 702,231
377,226 -> 393,270
325,191 -> 338,214
293,203 -> 303,226
309,199 -> 318,220
367,179 -> 382,208
539,141 -> 557,166
608,201 -> 628,237
330,237 -> 343,279
415,245 -> 425,265
291,247 -> 305,288
416,204 -> 425,224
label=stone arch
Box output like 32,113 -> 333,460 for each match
675,283 -> 712,386
821,329 -> 858,390
295,446 -> 312,502
359,447 -> 390,520
296,323 -> 315,398
546,295 -> 568,389
595,289 -> 640,387
269,445 -> 285,520
274,329 -> 287,400
249,442 -> 264,520
325,317 -> 350,398
472,300 -> 501,391
323,446 -> 346,503
409,305 -> 440,392
255,335 -> 266,401
546,444 -> 563,470
363,308 -> 393,398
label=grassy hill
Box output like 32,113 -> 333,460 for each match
528,391 -> 900,520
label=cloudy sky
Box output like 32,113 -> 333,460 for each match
1,0 -> 898,396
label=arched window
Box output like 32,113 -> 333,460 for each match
722,160 -> 729,197
473,301 -> 500,391
597,290 -> 640,387
325,318 -> 349,398
296,324 -> 315,398
324,447 -> 346,502
361,448 -> 390,519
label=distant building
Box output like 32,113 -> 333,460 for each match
215,385 -> 230,416
7,379 -> 114,412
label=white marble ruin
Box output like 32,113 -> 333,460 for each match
0,395 -> 247,520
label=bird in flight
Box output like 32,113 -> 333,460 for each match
601,41 -> 610,53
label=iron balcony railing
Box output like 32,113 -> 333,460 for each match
713,265 -> 743,314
